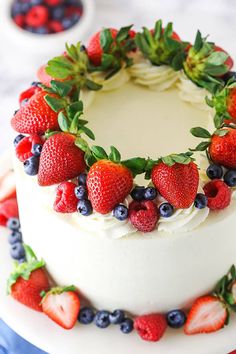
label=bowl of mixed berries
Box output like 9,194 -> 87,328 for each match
1,0 -> 95,55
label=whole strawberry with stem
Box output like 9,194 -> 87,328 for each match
7,245 -> 50,312
190,127 -> 236,169
41,286 -> 80,330
151,153 -> 199,209
183,31 -> 233,92
11,90 -> 59,135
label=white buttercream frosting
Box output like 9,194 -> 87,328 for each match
91,67 -> 130,92
177,71 -> 212,111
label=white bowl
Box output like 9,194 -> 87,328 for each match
0,0 -> 95,58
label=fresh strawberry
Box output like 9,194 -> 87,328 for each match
151,159 -> 199,209
203,180 -> 231,210
210,83 -> 236,122
134,314 -> 167,342
54,182 -> 78,213
214,46 -> 234,72
41,286 -> 80,330
209,129 -> 236,169
25,5 -> 49,28
38,133 -> 86,186
87,160 -> 133,214
87,28 -> 118,66
129,200 -> 159,232
7,245 -> 50,312
15,134 -> 43,162
19,86 -> 41,106
184,295 -> 228,335
0,171 -> 16,203
11,90 -> 59,135
227,87 -> 236,120
0,198 -> 18,227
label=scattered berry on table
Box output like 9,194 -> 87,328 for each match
74,185 -> 87,200
224,170 -> 236,187
77,173 -> 87,186
23,156 -> 40,176
159,202 -> 174,217
194,193 -> 208,209
54,182 -> 78,213
203,179 -> 231,210
134,314 -> 167,342
144,187 -> 157,200
7,217 -> 21,231
13,134 -> 25,147
120,318 -> 134,334
78,307 -> 95,325
129,200 -> 159,232
166,309 -> 186,329
130,186 -> 145,201
109,309 -> 125,325
77,199 -> 93,216
94,310 -> 111,329
206,164 -> 223,180
113,205 -> 129,221
31,143 -> 43,156
10,242 -> 26,260
8,231 -> 23,245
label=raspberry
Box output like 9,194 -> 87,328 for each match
203,179 -> 231,210
13,14 -> 25,28
0,199 -> 19,227
25,6 -> 49,28
19,86 -> 41,105
15,135 -> 43,162
44,0 -> 62,5
129,200 -> 159,232
49,20 -> 64,33
54,182 -> 78,213
134,314 -> 167,342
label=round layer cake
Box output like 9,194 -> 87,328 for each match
11,21 -> 236,323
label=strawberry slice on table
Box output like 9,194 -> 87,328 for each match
0,198 -> 18,227
11,90 -> 60,135
151,153 -> 199,209
7,245 -> 50,312
38,132 -> 86,186
184,295 -> 228,335
41,286 -> 80,330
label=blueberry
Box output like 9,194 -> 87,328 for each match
78,307 -> 95,325
70,13 -> 80,25
25,26 -> 37,33
31,81 -> 41,87
77,200 -> 93,216
31,144 -> 43,157
51,6 -> 65,20
10,242 -> 25,261
67,0 -> 81,5
113,205 -> 129,221
7,218 -> 20,231
11,3 -> 25,16
120,318 -> 134,334
34,27 -> 50,35
159,203 -> 174,217
130,186 -> 145,201
166,309 -> 186,329
62,17 -> 74,30
13,134 -> 25,147
223,71 -> 236,84
77,173 -> 87,185
8,231 -> 22,245
194,193 -> 208,209
94,310 -> 110,329
224,170 -> 236,187
31,0 -> 44,5
74,185 -> 87,200
206,164 -> 223,180
23,156 -> 39,176
144,187 -> 157,200
20,3 -> 31,13
109,310 -> 125,324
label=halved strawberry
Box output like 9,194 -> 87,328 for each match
7,245 -> 50,312
41,286 -> 80,330
184,295 -> 228,335
15,134 -> 43,162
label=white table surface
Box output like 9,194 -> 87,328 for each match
0,0 -> 236,155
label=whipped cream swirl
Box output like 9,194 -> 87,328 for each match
91,67 -> 130,92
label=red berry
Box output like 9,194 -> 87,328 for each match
65,6 -> 83,17
0,199 -> 19,227
13,14 -> 25,28
49,20 -> 64,33
87,29 -> 118,66
19,86 -> 41,105
129,200 -> 159,232
25,6 -> 49,28
134,314 -> 167,342
54,182 -> 78,213
203,179 -> 231,210
209,129 -> 236,169
44,0 -> 62,5
15,134 -> 43,162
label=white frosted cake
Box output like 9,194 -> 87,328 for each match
8,20 -> 236,340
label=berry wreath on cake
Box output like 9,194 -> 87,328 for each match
5,19 -> 236,341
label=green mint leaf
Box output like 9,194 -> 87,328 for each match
109,146 -> 121,163
85,79 -> 102,91
44,95 -> 65,112
190,127 -> 211,138
51,81 -> 72,98
100,28 -> 114,51
91,146 -> 108,160
58,112 -> 70,132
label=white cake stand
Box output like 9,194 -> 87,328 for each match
1,153 -> 236,354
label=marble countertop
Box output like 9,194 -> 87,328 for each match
0,0 -> 235,154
